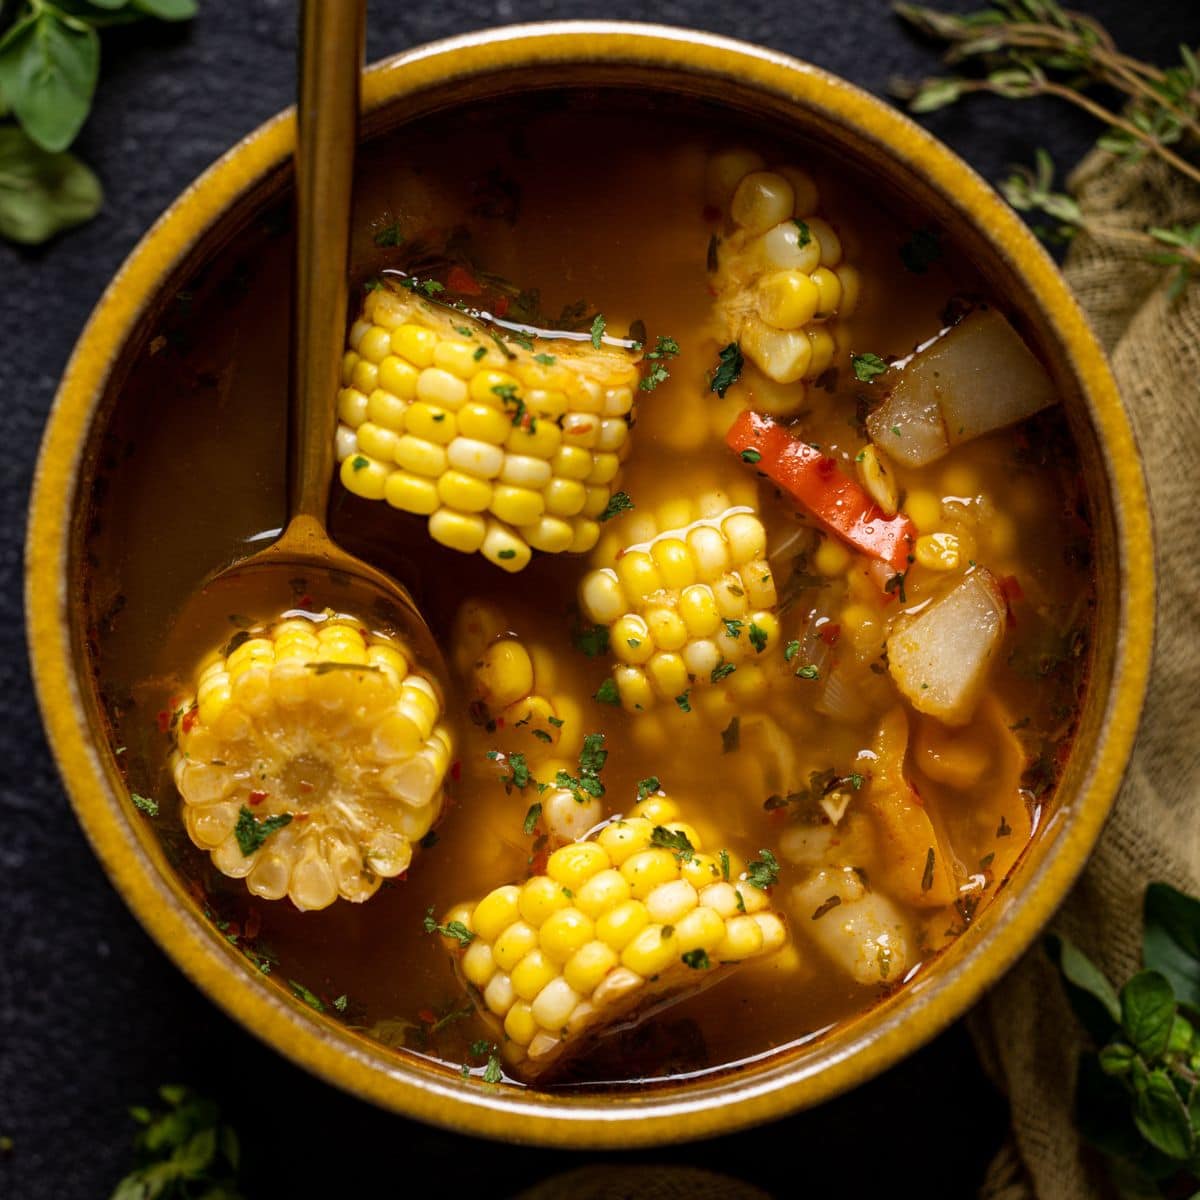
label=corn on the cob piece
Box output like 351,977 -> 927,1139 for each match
706,150 -> 860,412
579,504 -> 781,712
336,285 -> 642,572
439,794 -> 787,1077
172,611 -> 451,911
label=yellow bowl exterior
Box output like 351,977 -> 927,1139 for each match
25,23 -> 1153,1146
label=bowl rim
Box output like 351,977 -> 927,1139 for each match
26,20 -> 1154,1146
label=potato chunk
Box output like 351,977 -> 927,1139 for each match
868,308 -> 1057,467
886,569 -> 1007,725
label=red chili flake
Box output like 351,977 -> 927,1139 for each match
248,790 -> 269,806
418,1007 -> 437,1025
819,623 -> 842,646
244,909 -> 262,940
294,812 -> 310,822
446,265 -> 482,295
572,422 -> 595,435
495,717 -> 506,730
299,594 -> 314,609
701,204 -> 721,222
156,710 -> 172,733
181,707 -> 199,734
450,760 -> 463,782
493,295 -> 510,318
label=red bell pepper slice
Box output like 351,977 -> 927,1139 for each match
726,410 -> 916,571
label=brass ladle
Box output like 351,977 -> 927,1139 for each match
167,0 -> 443,677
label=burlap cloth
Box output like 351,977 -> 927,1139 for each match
972,148 -> 1200,1198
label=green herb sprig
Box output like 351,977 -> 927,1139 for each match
0,0 -> 197,245
1050,882 -> 1200,1194
892,1 -> 1200,298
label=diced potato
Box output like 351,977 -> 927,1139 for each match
886,569 -> 1007,725
867,309 -> 1057,467
791,867 -> 910,986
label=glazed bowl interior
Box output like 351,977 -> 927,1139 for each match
28,23 -> 1152,1146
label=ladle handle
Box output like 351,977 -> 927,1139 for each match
289,0 -> 366,528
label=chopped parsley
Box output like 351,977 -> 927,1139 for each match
783,640 -> 801,662
534,353 -> 557,366
594,678 -> 620,705
748,622 -> 768,653
998,815 -> 1013,837
497,548 -> 517,560
792,218 -> 812,246
423,906 -> 475,946
598,491 -> 635,522
711,661 -> 737,684
719,849 -> 731,881
721,716 -> 741,754
884,570 -> 908,604
899,227 -> 942,274
472,345 -> 487,361
650,825 -> 696,863
590,313 -> 606,348
497,752 -> 532,793
723,619 -> 744,639
483,1052 -> 503,1083
288,980 -> 325,1011
811,895 -> 842,920
675,690 -> 692,712
637,777 -> 661,800
740,448 -> 762,464
333,994 -> 349,1013
682,948 -> 711,970
795,663 -> 820,680
234,806 -> 292,856
351,455 -> 370,472
639,334 -> 681,392
555,733 -> 608,803
709,342 -> 744,398
746,848 -> 781,891
373,222 -> 404,247
531,728 -> 552,743
573,622 -> 610,657
851,352 -> 889,383
523,802 -> 542,835
131,793 -> 158,816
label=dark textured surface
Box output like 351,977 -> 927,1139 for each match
1,2 -> 1191,1197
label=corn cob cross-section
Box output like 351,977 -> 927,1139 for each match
439,795 -> 787,1077
707,149 -> 860,410
579,507 -> 781,712
337,285 -> 642,573
172,612 -> 451,911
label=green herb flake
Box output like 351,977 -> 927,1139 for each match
719,849 -> 731,881
921,847 -> 936,892
997,815 -> 1013,837
473,345 -> 487,361
598,491 -> 635,522
746,848 -> 780,891
711,661 -> 737,684
288,980 -> 325,1012
534,353 -> 557,365
675,690 -> 692,712
795,663 -> 820,680
483,1052 -> 503,1084
594,677 -> 620,706
131,793 -> 158,816
523,802 -> 542,835
639,334 -> 681,392
651,825 -> 696,863
351,455 -> 370,472
497,548 -> 517,560
783,640 -> 801,662
740,448 -> 762,465
851,352 -> 889,383
748,622 -> 768,653
636,777 -> 661,800
422,906 -> 476,947
590,313 -> 606,349
234,806 -> 293,856
333,994 -> 349,1013
573,622 -> 610,657
682,948 -> 711,970
812,895 -> 842,920
709,342 -> 744,399
373,222 -> 404,247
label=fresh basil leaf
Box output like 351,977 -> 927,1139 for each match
1121,970 -> 1177,1061
0,124 -> 102,244
1045,933 -> 1121,1041
1144,882 -> 1200,1014
130,0 -> 199,18
172,1125 -> 217,1174
0,11 -> 100,152
1133,1068 -> 1194,1161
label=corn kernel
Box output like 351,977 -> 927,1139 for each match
621,848 -> 681,899
532,977 -> 580,1030
814,535 -> 852,576
428,508 -> 486,553
340,453 -> 388,500
731,171 -> 795,235
539,908 -> 595,964
906,489 -> 943,532
481,522 -> 531,573
462,939 -> 497,988
575,868 -> 631,918
473,885 -> 522,943
437,470 -> 493,513
757,269 -> 820,330
597,819 -> 653,866
493,921 -> 539,972
519,876 -> 571,928
511,950 -> 558,1001
544,478 -> 587,517
391,324 -> 437,367
675,905 -> 728,952
915,532 -> 961,571
563,940 -> 619,994
337,387 -> 369,426
621,923 -> 681,977
384,471 -> 439,516
547,843 -> 610,892
715,914 -> 766,961
614,665 -> 655,712
504,999 -> 538,1045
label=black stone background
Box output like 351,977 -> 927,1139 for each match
2,2 -> 1195,1197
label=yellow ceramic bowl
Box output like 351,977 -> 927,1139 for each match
27,23 -> 1152,1146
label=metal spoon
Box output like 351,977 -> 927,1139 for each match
166,0 -> 443,676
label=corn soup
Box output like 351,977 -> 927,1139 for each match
85,95 -> 1093,1086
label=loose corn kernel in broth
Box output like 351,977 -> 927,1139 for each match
84,92 -> 1094,1085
